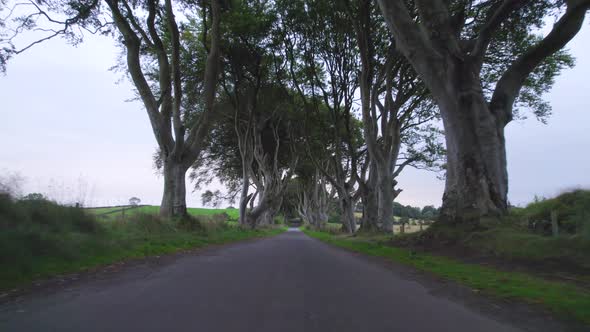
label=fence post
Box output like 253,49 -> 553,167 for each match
551,210 -> 559,236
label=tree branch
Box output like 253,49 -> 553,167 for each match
105,0 -> 170,151
185,0 -> 221,159
490,0 -> 590,126
470,0 -> 526,61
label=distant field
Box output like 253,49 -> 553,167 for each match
326,223 -> 427,233
393,224 -> 427,234
86,205 -> 239,220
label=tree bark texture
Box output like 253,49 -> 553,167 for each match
160,159 -> 189,218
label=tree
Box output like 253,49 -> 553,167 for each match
348,0 -> 444,231
375,0 -> 587,225
278,0 -> 364,234
1,0 -> 223,218
23,193 -> 46,201
294,162 -> 334,229
0,171 -> 24,197
129,197 -> 141,206
421,205 -> 439,221
399,216 -> 410,234
200,190 -> 223,207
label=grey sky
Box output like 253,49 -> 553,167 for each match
1,25 -> 589,208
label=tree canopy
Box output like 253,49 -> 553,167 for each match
1,0 -> 587,232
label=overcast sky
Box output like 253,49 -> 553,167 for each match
1,23 -> 589,208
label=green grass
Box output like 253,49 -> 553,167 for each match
459,224 -> 590,269
303,228 -> 590,324
86,205 -> 239,221
512,189 -> 590,236
0,196 -> 283,291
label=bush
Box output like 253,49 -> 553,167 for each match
177,215 -> 205,232
0,194 -> 107,284
515,189 -> 590,236
0,194 -> 101,234
210,212 -> 229,223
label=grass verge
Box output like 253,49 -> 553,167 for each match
303,228 -> 590,324
0,196 -> 285,291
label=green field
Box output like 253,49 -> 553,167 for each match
303,228 -> 590,324
86,205 -> 239,221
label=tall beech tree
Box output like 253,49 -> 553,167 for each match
1,0 -> 223,218
192,87 -> 302,227
205,1 -> 300,227
278,0 -> 443,232
375,0 -> 587,224
349,0 -> 444,231
278,0 -> 363,233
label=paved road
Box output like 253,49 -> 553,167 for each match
0,229 -> 529,331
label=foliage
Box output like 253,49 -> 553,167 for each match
0,171 -> 24,197
392,202 -> 440,220
513,189 -> 590,236
128,197 -> 141,206
475,1 -> 576,122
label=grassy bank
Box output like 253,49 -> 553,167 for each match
303,228 -> 590,324
0,195 -> 284,291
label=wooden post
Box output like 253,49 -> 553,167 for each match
551,211 -> 559,236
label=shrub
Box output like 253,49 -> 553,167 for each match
0,194 -> 101,234
0,194 -> 107,282
210,212 -> 229,223
516,189 -> 590,236
177,215 -> 204,232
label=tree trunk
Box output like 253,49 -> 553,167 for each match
360,186 -> 379,232
359,167 -> 380,232
437,66 -> 508,224
160,159 -> 189,218
259,199 -> 281,226
238,166 -> 250,226
340,195 -> 356,234
312,173 -> 330,228
245,188 -> 277,228
378,172 -> 395,232
259,210 -> 273,226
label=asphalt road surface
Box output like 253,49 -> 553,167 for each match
0,229 -> 558,331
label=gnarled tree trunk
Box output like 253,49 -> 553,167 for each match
377,173 -> 395,231
358,165 -> 380,232
360,186 -> 379,232
297,170 -> 330,229
338,187 -> 357,234
160,159 -> 189,218
437,69 -> 508,223
238,166 -> 251,226
245,188 -> 281,227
